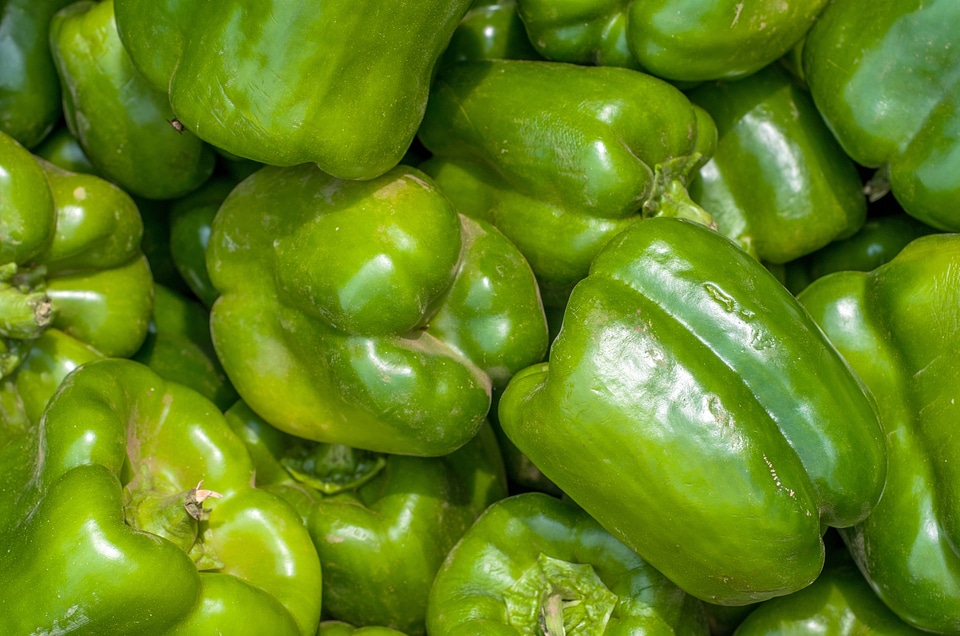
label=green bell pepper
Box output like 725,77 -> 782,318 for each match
33,124 -> 97,175
802,0 -> 960,231
0,358 -> 322,635
133,284 -> 238,411
226,400 -> 508,635
686,63 -> 867,264
418,59 -> 717,306
426,492 -> 710,634
0,130 -> 153,422
319,623 -> 407,636
49,0 -> 215,200
732,552 -> 927,635
207,164 -> 548,456
797,233 -> 960,633
513,0 -> 829,82
441,0 -> 541,66
169,176 -> 238,308
0,0 -> 73,147
111,0 -> 472,180
773,212 -> 938,294
499,216 -> 886,605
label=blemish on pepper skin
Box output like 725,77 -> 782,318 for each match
731,2 -> 744,26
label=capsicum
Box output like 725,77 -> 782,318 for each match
49,0 -> 215,200
111,0 -> 473,180
226,400 -> 508,634
513,0 -> 829,82
0,129 -> 153,424
418,59 -> 717,306
426,492 -> 710,634
207,164 -> 548,456
798,232 -> 960,633
802,0 -> 960,231
499,216 -> 886,604
0,358 -> 322,635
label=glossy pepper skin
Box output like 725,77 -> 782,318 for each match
499,216 -> 886,605
732,553 -> 927,635
798,233 -> 960,633
0,130 -> 152,422
207,164 -> 548,456
514,0 -> 829,82
418,59 -> 717,306
111,0 -> 472,181
440,0 -> 541,67
49,0 -> 215,200
686,63 -> 867,264
802,0 -> 960,231
227,401 -> 508,635
426,492 -> 710,635
772,213 -> 937,295
0,0 -> 74,147
0,359 -> 322,636
320,623 -> 408,636
133,284 -> 238,411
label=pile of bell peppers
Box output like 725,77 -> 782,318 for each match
1,0 -> 958,634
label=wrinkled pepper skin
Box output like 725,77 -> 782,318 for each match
499,217 -> 886,605
803,0 -> 960,231
0,0 -> 74,147
514,0 -> 829,82
0,130 -> 152,421
226,401 -> 508,635
49,0 -> 215,200
798,233 -> 960,633
207,164 -> 548,456
133,284 -> 238,410
687,63 -> 867,264
773,213 -> 938,295
112,0 -> 472,181
0,359 -> 322,636
426,492 -> 710,635
418,59 -> 716,306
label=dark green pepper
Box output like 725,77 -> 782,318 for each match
49,0 -> 215,199
0,130 -> 152,423
112,0 -> 473,180
207,164 -> 548,456
0,0 -> 74,147
227,401 -> 508,635
798,233 -> 960,633
0,359 -> 322,635
418,59 -> 717,306
133,284 -> 238,411
802,0 -> 960,230
426,492 -> 710,634
686,63 -> 867,264
514,0 -> 829,82
499,216 -> 886,604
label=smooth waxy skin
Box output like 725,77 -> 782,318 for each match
687,64 -> 867,264
207,164 -> 547,456
499,217 -> 886,604
0,131 -> 152,423
227,401 -> 507,635
426,492 -> 709,635
441,0 -> 541,66
803,0 -> 960,230
515,0 -> 828,81
0,0 -> 73,147
798,234 -> 960,633
418,59 -> 716,305
320,623 -> 408,636
112,0 -> 472,180
0,359 -> 322,635
733,556 -> 927,635
49,0 -> 214,200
